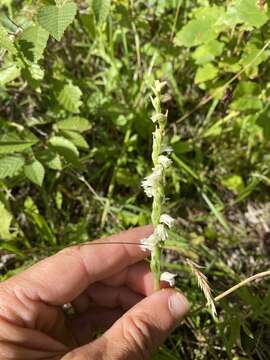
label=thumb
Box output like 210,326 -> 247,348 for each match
64,289 -> 189,360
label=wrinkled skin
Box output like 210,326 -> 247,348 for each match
0,226 -> 189,360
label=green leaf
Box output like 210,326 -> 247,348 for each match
192,40 -> 224,65
0,64 -> 20,86
55,116 -> 91,132
49,136 -> 79,164
0,135 -> 37,154
195,63 -> 219,84
174,6 -> 225,48
62,130 -> 89,150
234,0 -> 268,28
0,24 -> 17,54
24,160 -> 45,186
39,149 -> 62,170
221,175 -> 245,194
0,201 -> 12,240
37,2 -> 77,41
0,156 -> 25,179
92,0 -> 111,24
57,83 -> 82,113
18,25 -> 49,62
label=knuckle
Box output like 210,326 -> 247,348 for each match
122,314 -> 157,359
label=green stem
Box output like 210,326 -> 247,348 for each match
151,245 -> 161,290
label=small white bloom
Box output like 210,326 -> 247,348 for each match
155,224 -> 168,241
160,214 -> 175,228
151,112 -> 167,124
158,155 -> 172,169
140,234 -> 157,251
141,166 -> 162,198
154,80 -> 167,92
161,145 -> 173,154
160,272 -> 177,286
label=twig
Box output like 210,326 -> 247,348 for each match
189,270 -> 270,317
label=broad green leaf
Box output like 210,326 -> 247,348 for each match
174,6 -> 225,48
92,0 -> 111,24
49,136 -> 79,164
39,149 -> 62,170
37,2 -> 77,41
221,175 -> 245,194
18,25 -> 49,62
234,0 -> 268,28
0,135 -> 36,154
0,156 -> 25,179
24,160 -> 45,186
241,40 -> 270,78
0,64 -> 20,86
55,116 -> 91,132
0,201 -> 12,240
27,63 -> 45,80
195,63 -> 218,84
57,83 -> 82,113
192,40 -> 224,65
230,97 -> 263,111
0,24 -> 17,54
62,130 -> 89,150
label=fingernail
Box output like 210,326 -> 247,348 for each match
168,292 -> 189,320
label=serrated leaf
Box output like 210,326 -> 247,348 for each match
24,160 -> 45,186
0,135 -> 36,154
0,156 -> 25,179
37,2 -> 77,41
49,136 -> 79,164
55,116 -> 91,132
0,201 -> 12,240
0,24 -> 17,54
39,149 -> 62,170
18,25 -> 49,62
234,0 -> 268,28
62,130 -> 89,150
0,64 -> 20,86
57,83 -> 82,113
92,0 -> 111,24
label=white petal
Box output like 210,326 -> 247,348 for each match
155,224 -> 168,241
162,145 -> 173,154
141,166 -> 162,198
160,214 -> 175,228
154,80 -> 167,92
158,155 -> 172,169
160,272 -> 177,286
140,235 -> 157,251
151,113 -> 167,124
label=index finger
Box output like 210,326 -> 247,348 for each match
6,226 -> 152,306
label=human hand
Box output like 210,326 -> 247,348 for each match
0,226 -> 189,359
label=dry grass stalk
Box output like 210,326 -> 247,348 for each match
186,259 -> 217,317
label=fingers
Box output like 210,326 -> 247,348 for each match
5,226 -> 152,306
63,289 -> 189,360
72,283 -> 144,314
68,307 -> 124,345
71,260 -> 167,314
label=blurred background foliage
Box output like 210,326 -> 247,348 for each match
1,0 -> 270,358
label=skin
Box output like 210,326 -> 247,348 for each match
0,225 -> 189,360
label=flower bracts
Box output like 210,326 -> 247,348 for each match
141,80 -> 175,290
